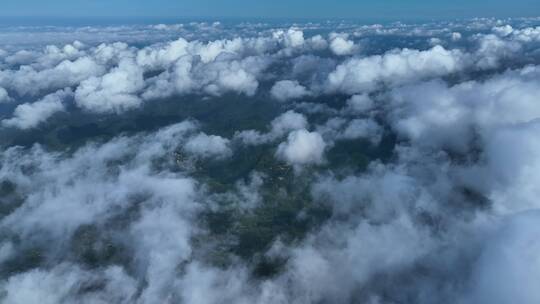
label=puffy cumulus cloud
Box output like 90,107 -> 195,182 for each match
474,34 -> 522,69
388,66 -> 540,152
493,25 -> 515,37
492,25 -> 540,43
2,264 -> 137,304
429,38 -> 443,46
184,133 -> 232,159
143,55 -> 268,100
135,35 -> 276,70
329,34 -> 357,56
0,30 -> 274,114
272,28 -> 334,55
136,38 -> 191,69
270,110 -> 309,135
326,46 -> 467,94
273,28 -> 305,49
0,56 -> 105,97
451,32 -> 462,41
382,64 -> 540,219
276,129 -> 326,166
4,50 -> 40,67
203,59 -> 260,96
5,21 -> 533,116
308,35 -> 329,50
471,25 -> 540,69
346,94 -> 375,113
464,211 -> 540,304
0,87 -> 11,103
512,27 -> 540,43
387,80 -> 473,152
5,41 -> 87,70
235,110 -> 308,145
2,88 -> 71,129
477,120 -> 540,214
92,42 -> 133,66
270,80 -> 311,101
106,34 -> 274,104
75,59 -> 144,113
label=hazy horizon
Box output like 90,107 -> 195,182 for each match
1,0 -> 539,19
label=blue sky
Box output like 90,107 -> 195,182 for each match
1,0 -> 539,19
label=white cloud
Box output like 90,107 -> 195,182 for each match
270,80 -> 310,101
0,87 -> 11,103
271,214 -> 434,303
75,59 -> 144,113
308,35 -> 329,50
2,89 -> 70,129
2,18 -> 540,304
493,25 -> 514,37
346,94 -> 375,113
276,129 -> 326,166
273,28 -> 305,49
340,118 -> 383,144
204,60 -> 259,96
479,120 -> 540,214
235,110 -> 308,145
1,264 -> 137,304
465,211 -> 540,304
270,110 -> 309,135
388,66 -> 540,152
510,26 -> 540,43
0,56 -> 105,97
429,37 -> 443,46
329,36 -> 356,56
451,32 -> 462,41
326,46 -> 466,94
474,34 -> 522,69
136,38 -> 190,69
143,55 -> 267,100
184,133 -> 232,159
0,121 -> 198,241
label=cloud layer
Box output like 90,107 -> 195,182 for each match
1,17 -> 540,304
